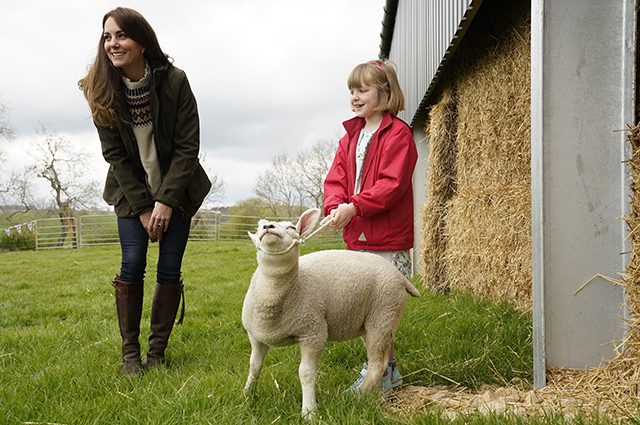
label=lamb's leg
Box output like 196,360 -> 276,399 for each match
359,332 -> 391,393
299,341 -> 324,419
244,333 -> 270,391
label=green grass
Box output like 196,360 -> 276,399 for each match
0,240 -> 586,424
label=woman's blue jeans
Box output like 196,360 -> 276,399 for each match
117,210 -> 191,286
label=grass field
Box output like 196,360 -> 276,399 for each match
0,239 -> 555,424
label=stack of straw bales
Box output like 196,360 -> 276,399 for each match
421,2 -> 532,310
420,87 -> 457,293
618,124 -> 640,374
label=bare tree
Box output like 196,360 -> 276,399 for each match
295,138 -> 338,208
253,152 -> 306,218
0,98 -> 16,143
253,165 -> 281,217
0,167 -> 36,222
253,138 -> 338,217
0,97 -> 25,221
199,152 -> 227,205
31,126 -> 101,216
0,98 -> 16,171
30,126 -> 101,246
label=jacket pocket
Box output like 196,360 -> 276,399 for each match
102,170 -> 124,206
179,164 -> 212,218
350,211 -> 391,248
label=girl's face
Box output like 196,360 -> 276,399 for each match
103,17 -> 146,81
350,83 -> 381,120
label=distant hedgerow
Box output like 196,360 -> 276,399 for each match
0,228 -> 36,251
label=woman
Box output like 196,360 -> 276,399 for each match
79,7 -> 211,375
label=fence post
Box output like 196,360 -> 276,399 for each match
78,216 -> 83,248
215,211 -> 221,243
69,217 -> 78,249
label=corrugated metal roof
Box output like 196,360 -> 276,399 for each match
379,0 -> 483,126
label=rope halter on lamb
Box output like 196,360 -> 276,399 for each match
242,208 -> 420,419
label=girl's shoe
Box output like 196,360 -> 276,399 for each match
346,360 -> 402,393
381,360 -> 403,392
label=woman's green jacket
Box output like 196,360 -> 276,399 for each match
96,61 -> 211,220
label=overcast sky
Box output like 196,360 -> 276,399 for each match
0,0 -> 385,207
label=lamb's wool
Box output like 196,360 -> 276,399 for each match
242,209 -> 420,418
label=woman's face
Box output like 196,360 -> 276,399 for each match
103,17 -> 146,81
350,83 -> 380,120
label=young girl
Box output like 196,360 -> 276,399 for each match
323,59 -> 418,392
79,7 -> 211,376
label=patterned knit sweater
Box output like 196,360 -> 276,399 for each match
122,62 -> 162,196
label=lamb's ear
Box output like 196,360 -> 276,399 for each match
296,208 -> 321,238
248,231 -> 260,248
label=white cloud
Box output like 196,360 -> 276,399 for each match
0,0 -> 384,205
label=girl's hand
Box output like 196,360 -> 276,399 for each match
329,203 -> 356,230
148,202 -> 173,242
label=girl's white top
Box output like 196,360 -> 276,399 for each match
354,129 -> 375,195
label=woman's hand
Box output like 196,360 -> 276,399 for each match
329,203 -> 357,230
138,210 -> 157,242
145,202 -> 173,242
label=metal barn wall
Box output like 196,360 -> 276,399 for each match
386,0 -> 479,126
385,0 -> 482,277
531,0 -> 632,387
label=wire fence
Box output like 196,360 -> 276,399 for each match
28,212 -> 342,251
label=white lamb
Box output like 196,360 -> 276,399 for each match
242,208 -> 420,419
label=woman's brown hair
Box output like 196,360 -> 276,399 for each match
78,7 -> 169,127
347,60 -> 405,116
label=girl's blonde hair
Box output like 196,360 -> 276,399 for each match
347,60 -> 405,116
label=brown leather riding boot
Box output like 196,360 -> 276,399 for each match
112,275 -> 144,376
143,282 -> 185,368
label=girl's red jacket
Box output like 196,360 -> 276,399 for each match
323,111 -> 418,251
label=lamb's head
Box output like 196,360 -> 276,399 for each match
252,218 -> 297,252
248,208 -> 321,255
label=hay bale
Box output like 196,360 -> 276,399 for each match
620,124 -> 640,360
420,2 -> 532,310
421,87 -> 458,293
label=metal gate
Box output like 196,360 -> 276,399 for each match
35,217 -> 78,251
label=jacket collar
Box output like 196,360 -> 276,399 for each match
149,59 -> 171,86
118,59 -> 171,90
342,111 -> 394,139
